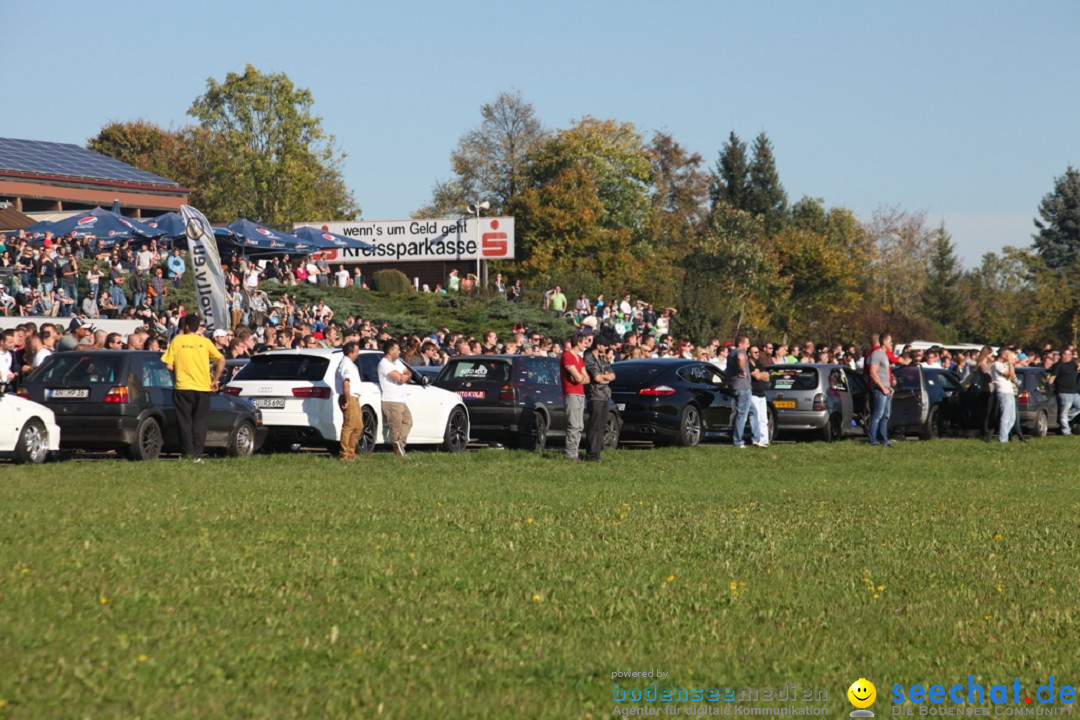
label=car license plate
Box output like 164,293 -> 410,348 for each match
457,391 -> 485,399
252,398 -> 286,409
47,388 -> 88,399
616,403 -> 626,411
773,400 -> 796,409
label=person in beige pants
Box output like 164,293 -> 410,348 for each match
377,339 -> 413,457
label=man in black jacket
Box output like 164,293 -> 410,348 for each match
583,334 -> 616,462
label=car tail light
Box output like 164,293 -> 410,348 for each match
15,388 -> 29,398
812,393 -> 826,411
1017,391 -> 1030,404
292,386 -> 331,399
640,385 -> 677,396
223,386 -> 242,396
104,386 -> 129,404
498,384 -> 519,402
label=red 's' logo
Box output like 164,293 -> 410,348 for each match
481,219 -> 507,257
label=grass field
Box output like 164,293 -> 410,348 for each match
2,438 -> 1079,719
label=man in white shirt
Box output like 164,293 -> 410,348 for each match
136,244 -> 153,273
335,342 -> 364,462
377,339 -> 413,457
0,330 -> 17,383
335,265 -> 351,288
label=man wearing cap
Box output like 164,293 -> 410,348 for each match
583,333 -> 616,462
58,318 -> 94,351
212,328 -> 232,353
335,342 -> 364,461
162,314 -> 225,461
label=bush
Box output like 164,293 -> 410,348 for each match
371,269 -> 414,294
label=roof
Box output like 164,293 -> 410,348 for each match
0,137 -> 181,189
0,206 -> 35,231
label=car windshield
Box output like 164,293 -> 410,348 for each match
768,368 -> 818,391
235,354 -> 330,381
894,366 -> 921,391
30,354 -> 124,385
441,360 -> 512,383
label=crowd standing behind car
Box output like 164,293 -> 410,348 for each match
2,229 -> 1078,444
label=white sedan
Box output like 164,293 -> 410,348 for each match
0,387 -> 61,463
225,349 -> 469,453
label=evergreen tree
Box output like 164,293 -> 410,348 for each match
709,131 -> 749,212
1033,165 -> 1080,271
746,132 -> 788,235
920,224 -> 965,330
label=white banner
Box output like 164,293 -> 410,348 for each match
180,205 -> 230,334
294,217 -> 514,264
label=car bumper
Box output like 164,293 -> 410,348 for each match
55,415 -> 140,449
617,410 -> 680,441
773,409 -> 829,432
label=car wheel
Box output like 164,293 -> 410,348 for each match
356,406 -> 378,454
1035,410 -> 1048,438
127,417 -> 163,461
519,411 -> 549,452
678,405 -> 702,447
227,421 -> 257,457
921,406 -> 941,440
604,411 -> 621,450
14,419 -> 49,464
441,407 -> 469,453
820,413 -> 842,442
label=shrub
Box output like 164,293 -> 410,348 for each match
371,269 -> 414,294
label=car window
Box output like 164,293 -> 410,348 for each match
705,366 -> 726,386
894,366 -> 921,392
938,372 -> 960,392
845,369 -> 867,393
526,360 -> 558,387
677,366 -> 704,384
443,359 -> 512,383
830,369 -> 848,391
768,367 -> 818,391
30,354 -> 124,385
611,364 -> 664,385
234,354 -> 331,381
357,354 -> 381,382
1035,372 -> 1050,394
141,358 -> 174,389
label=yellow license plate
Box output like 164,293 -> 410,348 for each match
773,400 -> 796,409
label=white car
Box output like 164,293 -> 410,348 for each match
0,386 -> 61,463
224,349 -> 469,454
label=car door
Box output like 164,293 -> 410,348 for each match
844,368 -> 869,431
402,370 -> 440,441
889,365 -> 923,430
934,370 -> 964,430
829,368 -> 854,429
531,359 -> 566,435
137,356 -> 177,446
678,364 -> 727,430
0,395 -> 17,450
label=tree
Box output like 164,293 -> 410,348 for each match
187,64 -> 358,227
1033,165 -> 1080,271
709,131 -> 749,213
920,224 -> 965,333
675,205 -> 787,341
864,207 -> 934,316
746,131 -> 788,235
417,91 -> 546,217
772,225 -> 860,337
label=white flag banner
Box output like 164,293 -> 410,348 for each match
180,205 -> 229,334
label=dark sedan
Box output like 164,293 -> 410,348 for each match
610,358 -> 774,446
433,355 -> 621,451
19,350 -> 266,459
957,365 -> 1061,438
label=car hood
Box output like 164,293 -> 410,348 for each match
4,394 -> 58,424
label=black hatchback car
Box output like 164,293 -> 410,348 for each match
610,358 -> 775,446
433,355 -> 621,451
19,350 -> 266,460
957,365 -> 1062,438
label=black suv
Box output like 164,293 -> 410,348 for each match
433,355 -> 621,451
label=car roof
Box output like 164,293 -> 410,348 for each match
445,354 -> 523,362
613,358 -> 699,367
253,348 -> 342,357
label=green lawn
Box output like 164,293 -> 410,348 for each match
2,439 -> 1078,719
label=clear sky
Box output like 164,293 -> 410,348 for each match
7,0 -> 1078,265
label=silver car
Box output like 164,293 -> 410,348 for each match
764,363 -> 869,441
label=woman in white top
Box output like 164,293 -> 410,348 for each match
990,349 -> 1025,443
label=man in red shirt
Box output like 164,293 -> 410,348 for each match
560,333 -> 590,462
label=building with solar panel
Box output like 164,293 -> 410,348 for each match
0,137 -> 188,222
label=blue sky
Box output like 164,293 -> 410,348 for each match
8,0 -> 1078,265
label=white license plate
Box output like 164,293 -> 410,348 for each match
457,391 -> 485,399
47,388 -> 89,399
252,398 -> 286,409
616,403 -> 626,411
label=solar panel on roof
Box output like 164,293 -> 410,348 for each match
0,137 -> 181,188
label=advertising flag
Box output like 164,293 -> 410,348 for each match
180,205 -> 229,334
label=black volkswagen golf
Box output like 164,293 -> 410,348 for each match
610,358 -> 775,446
19,350 -> 266,460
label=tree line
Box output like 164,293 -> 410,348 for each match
88,68 -> 1080,346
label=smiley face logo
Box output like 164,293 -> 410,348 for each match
848,678 -> 876,712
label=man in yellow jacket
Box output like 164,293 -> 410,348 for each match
163,314 -> 226,461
